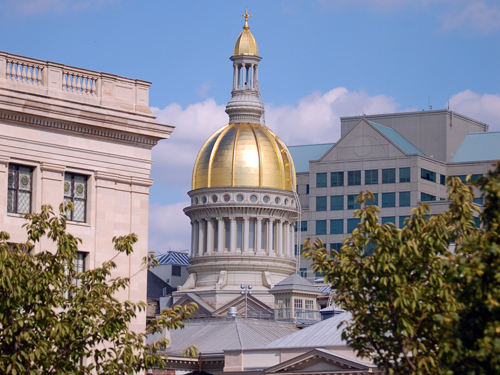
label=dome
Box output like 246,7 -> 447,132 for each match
233,13 -> 259,56
192,123 -> 296,191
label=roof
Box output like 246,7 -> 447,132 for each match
270,273 -> 322,294
288,143 -> 334,173
265,311 -> 352,349
370,121 -> 424,155
156,252 -> 190,266
451,132 -> 500,162
147,271 -> 173,299
149,318 -> 298,356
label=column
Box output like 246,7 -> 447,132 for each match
283,222 -> 290,257
255,217 -> 262,254
229,217 -> 237,253
249,63 -> 254,89
267,219 -> 274,256
197,219 -> 204,256
291,223 -> 296,258
190,220 -> 196,257
206,218 -> 214,255
277,220 -> 283,257
254,65 -> 258,87
242,217 -> 249,254
237,65 -> 241,89
192,220 -> 198,256
233,63 -> 237,90
217,217 -> 224,253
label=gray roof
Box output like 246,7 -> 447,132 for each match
270,273 -> 322,294
451,132 -> 500,162
156,251 -> 191,266
150,317 -> 298,356
370,121 -> 424,155
288,143 -> 334,173
147,270 -> 173,299
265,311 -> 352,349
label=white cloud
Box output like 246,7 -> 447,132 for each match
449,90 -> 500,131
149,201 -> 192,253
440,0 -> 500,33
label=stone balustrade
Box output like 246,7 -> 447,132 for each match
0,51 -> 151,113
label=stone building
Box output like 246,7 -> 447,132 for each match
0,50 -> 172,333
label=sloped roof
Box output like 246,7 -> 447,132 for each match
151,318 -> 297,356
156,251 -> 190,266
176,293 -> 215,314
270,273 -> 322,294
147,270 -> 173,299
288,143 -> 334,173
370,121 -> 424,155
265,311 -> 352,348
451,132 -> 500,162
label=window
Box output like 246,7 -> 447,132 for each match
348,171 -> 361,186
315,271 -> 325,278
473,217 -> 480,228
64,173 -> 88,222
347,218 -> 361,233
440,174 -> 446,186
306,184 -> 309,194
399,191 -> 410,207
330,243 -> 342,252
8,164 -> 33,214
305,300 -> 315,310
381,216 -> 395,225
421,192 -> 436,202
316,220 -> 326,235
473,197 -> 483,205
172,265 -> 181,277
382,168 -> 396,184
294,244 -> 303,256
421,168 -> 436,182
330,195 -> 344,211
453,175 -> 467,184
331,172 -> 344,187
365,169 -> 378,185
366,193 -> 378,207
347,195 -> 361,210
330,219 -> 343,234
294,299 -> 303,309
300,268 -> 307,278
470,174 -> 482,182
71,252 -> 86,288
316,173 -> 327,188
399,167 -> 411,183
301,221 -> 308,232
382,193 -> 396,208
316,196 -> 327,211
399,216 -> 410,228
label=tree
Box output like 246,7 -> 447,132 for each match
303,174 -> 481,375
0,203 -> 197,375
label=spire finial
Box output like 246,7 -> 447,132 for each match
242,9 -> 251,30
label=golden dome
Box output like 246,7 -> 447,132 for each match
192,123 -> 296,191
233,10 -> 259,56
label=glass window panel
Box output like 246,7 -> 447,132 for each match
301,221 -> 308,232
316,196 -> 327,211
64,173 -> 88,222
347,195 -> 361,210
400,167 -> 411,183
381,216 -> 395,225
8,164 -> 33,214
382,192 -> 396,208
330,195 -> 344,211
330,219 -> 343,234
348,171 -> 361,186
421,168 -> 436,182
399,216 -> 410,228
399,191 -> 410,207
440,174 -> 446,185
316,220 -> 326,235
330,243 -> 342,252
306,184 -> 309,194
366,194 -> 378,206
316,173 -> 327,188
473,197 -> 483,205
331,172 -> 344,187
421,192 -> 436,202
300,268 -> 307,278
347,218 -> 361,233
365,169 -> 378,185
382,168 -> 396,184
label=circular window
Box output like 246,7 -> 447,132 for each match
275,197 -> 281,204
284,198 -> 289,205
223,194 -> 231,202
263,196 -> 270,203
202,196 -> 208,204
212,195 -> 218,203
250,195 -> 258,203
236,195 -> 244,202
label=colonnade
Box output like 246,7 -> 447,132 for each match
191,216 -> 295,258
232,62 -> 259,91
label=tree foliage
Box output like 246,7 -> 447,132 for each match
0,203 -> 197,375
303,162 -> 500,375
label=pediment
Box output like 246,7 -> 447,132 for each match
320,118 -> 407,162
174,293 -> 214,318
212,294 -> 273,317
266,349 -> 373,374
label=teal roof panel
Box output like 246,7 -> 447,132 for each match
288,143 -> 334,173
451,132 -> 500,162
370,121 -> 424,155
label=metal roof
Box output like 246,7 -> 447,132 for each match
451,132 -> 500,162
370,121 -> 424,155
156,251 -> 191,266
265,311 -> 352,349
288,143 -> 334,173
148,317 -> 298,356
270,273 -> 322,294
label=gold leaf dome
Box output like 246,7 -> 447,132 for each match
233,11 -> 259,56
192,123 -> 296,191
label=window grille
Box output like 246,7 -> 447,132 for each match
64,173 -> 88,222
8,164 -> 33,214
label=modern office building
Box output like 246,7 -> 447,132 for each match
290,110 -> 500,281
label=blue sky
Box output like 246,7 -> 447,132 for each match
1,0 -> 499,252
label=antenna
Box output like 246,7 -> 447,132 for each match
428,96 -> 432,111
447,84 -> 450,110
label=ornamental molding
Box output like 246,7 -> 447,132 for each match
0,109 -> 159,146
